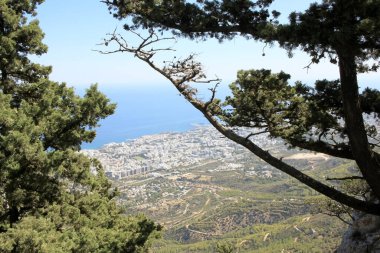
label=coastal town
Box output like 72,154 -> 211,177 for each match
83,126 -> 284,180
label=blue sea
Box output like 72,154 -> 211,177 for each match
79,84 -> 230,149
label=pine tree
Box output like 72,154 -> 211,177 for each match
0,1 -> 160,252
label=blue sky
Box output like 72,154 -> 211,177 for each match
34,0 -> 378,89
32,0 -> 378,147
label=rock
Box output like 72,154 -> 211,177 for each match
337,212 -> 380,253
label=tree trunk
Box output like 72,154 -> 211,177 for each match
336,52 -> 380,251
9,206 -> 19,227
338,52 -> 380,201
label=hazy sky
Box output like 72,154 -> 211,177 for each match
34,0 -> 378,89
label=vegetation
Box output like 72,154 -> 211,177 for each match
0,0 -> 159,252
103,0 -> 380,215
152,214 -> 345,253
114,143 -> 350,252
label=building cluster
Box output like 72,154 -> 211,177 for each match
83,126 -> 281,180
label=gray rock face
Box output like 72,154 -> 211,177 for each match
337,212 -> 380,253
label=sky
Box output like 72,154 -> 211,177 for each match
32,0 -> 378,91
31,0 -> 378,148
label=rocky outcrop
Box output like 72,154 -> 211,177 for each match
337,212 -> 380,253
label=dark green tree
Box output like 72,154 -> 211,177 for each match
0,0 -> 160,252
102,0 -> 380,215
215,240 -> 236,253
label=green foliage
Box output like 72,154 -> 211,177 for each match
223,69 -> 311,139
215,240 -> 235,253
273,0 -> 380,72
361,88 -> 380,115
105,0 -> 274,41
105,0 -> 380,71
103,0 -> 380,107
0,0 -> 160,251
152,214 -> 346,253
222,69 -> 380,150
0,0 -> 50,93
0,197 -> 160,253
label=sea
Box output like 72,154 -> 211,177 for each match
79,83 -> 230,149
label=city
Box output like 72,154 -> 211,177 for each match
83,126 -> 284,180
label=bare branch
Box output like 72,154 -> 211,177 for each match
96,29 -> 176,58
326,176 -> 364,181
204,81 -> 220,110
321,211 -> 353,225
245,130 -> 269,140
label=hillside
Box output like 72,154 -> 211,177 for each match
85,126 -> 351,252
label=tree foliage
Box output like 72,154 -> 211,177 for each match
215,240 -> 236,253
0,0 -> 160,251
223,70 -> 379,158
102,0 -> 380,215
